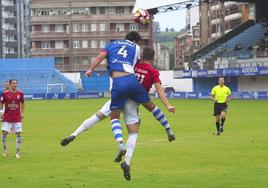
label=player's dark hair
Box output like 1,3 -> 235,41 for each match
9,79 -> 18,84
125,31 -> 141,43
142,46 -> 155,60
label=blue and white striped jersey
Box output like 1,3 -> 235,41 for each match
104,40 -> 140,74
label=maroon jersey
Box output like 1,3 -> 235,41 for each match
1,90 -> 24,122
134,61 -> 161,92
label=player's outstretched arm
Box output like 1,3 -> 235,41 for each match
154,83 -> 175,113
85,51 -> 107,77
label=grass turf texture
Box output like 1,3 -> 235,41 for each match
0,98 -> 267,188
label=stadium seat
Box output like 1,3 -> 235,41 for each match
0,58 -> 77,94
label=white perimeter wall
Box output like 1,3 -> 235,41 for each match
149,71 -> 193,93
238,76 -> 268,91
63,71 -> 193,93
62,73 -> 81,85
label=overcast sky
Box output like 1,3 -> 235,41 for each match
134,0 -> 187,31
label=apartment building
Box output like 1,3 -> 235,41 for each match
174,31 -> 192,69
29,0 -> 151,72
200,0 -> 254,47
0,0 -> 29,58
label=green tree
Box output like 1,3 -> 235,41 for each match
170,28 -> 175,32
165,27 -> 169,32
153,21 -> 161,33
169,47 -> 175,69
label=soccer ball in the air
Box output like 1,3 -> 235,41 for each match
133,8 -> 150,25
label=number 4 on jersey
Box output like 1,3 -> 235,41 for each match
117,46 -> 128,58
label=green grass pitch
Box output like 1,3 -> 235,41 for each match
0,98 -> 268,188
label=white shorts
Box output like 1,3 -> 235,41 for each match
99,99 -> 140,125
0,109 -> 4,116
99,100 -> 112,117
1,122 -> 22,133
123,99 -> 140,125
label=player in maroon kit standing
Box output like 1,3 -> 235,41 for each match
1,79 -> 24,158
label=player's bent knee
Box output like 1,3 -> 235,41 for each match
142,101 -> 155,112
96,111 -> 107,120
126,124 -> 140,134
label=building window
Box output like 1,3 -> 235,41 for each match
82,24 -> 88,32
100,7 -> 105,14
116,23 -> 124,32
230,19 -> 241,29
4,47 -> 15,54
128,6 -> 133,14
41,41 -> 50,49
91,7 -> 97,14
55,57 -> 63,65
82,57 -> 89,65
211,25 -> 217,33
99,23 -> 106,32
42,25 -> 50,33
73,41 -> 80,48
55,41 -> 64,49
73,24 -> 79,32
74,57 -> 81,64
55,24 -> 64,32
129,24 -> 138,31
41,10 -> 49,16
91,24 -> 97,32
91,40 -> 97,48
100,40 -> 106,48
116,7 -> 124,14
82,40 -> 88,48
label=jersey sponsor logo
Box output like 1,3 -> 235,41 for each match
7,103 -> 19,110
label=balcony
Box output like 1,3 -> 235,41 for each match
210,18 -> 221,25
109,30 -> 150,38
5,29 -> 17,35
224,13 -> 242,22
30,48 -> 70,55
4,5 -> 16,12
5,41 -> 17,47
5,17 -> 17,23
5,53 -> 18,58
31,32 -> 70,40
55,64 -> 94,72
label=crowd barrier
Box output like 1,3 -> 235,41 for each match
160,91 -> 268,100
24,92 -> 104,100
24,91 -> 268,100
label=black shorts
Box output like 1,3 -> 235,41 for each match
213,102 -> 228,116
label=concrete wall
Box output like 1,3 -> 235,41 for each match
63,71 -> 193,93
63,73 -> 81,85
149,70 -> 193,93
238,76 -> 268,91
193,77 -> 238,93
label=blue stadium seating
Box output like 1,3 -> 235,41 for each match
81,71 -> 110,92
202,23 -> 268,60
0,58 -> 77,94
